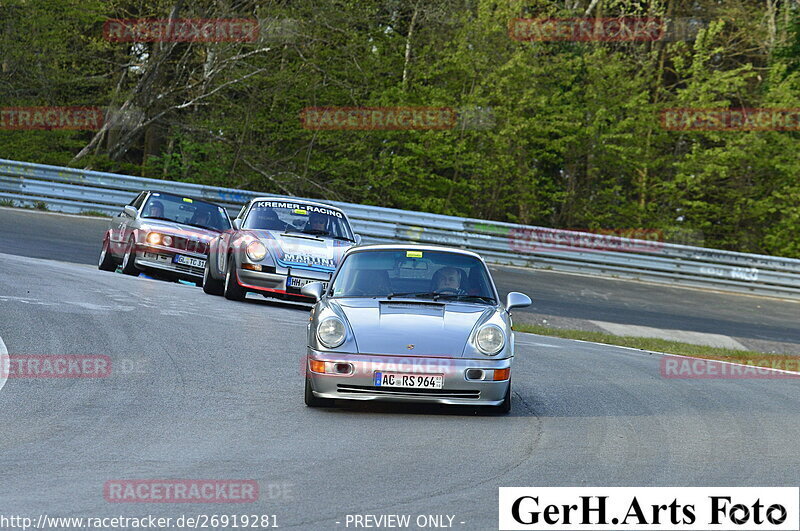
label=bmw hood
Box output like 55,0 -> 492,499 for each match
246,230 -> 351,271
140,220 -> 220,242
333,299 -> 495,357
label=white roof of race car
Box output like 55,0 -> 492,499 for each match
247,196 -> 345,214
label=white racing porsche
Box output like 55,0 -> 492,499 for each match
203,197 -> 359,302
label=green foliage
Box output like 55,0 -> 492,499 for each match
0,0 -> 798,257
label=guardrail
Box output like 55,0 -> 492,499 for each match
2,158 -> 800,300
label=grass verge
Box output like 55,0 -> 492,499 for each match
514,323 -> 800,372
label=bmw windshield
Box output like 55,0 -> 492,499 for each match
141,192 -> 231,232
330,249 -> 497,303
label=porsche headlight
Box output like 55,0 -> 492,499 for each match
246,241 -> 267,261
476,325 -> 505,355
317,317 -> 346,349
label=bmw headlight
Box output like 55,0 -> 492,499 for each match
317,317 -> 346,349
476,325 -> 505,355
246,241 -> 267,261
146,232 -> 161,245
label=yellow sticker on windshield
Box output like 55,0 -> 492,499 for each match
294,208 -> 307,215
406,250 -> 423,258
183,198 -> 193,203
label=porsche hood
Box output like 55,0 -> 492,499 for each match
245,230 -> 352,271
333,299 -> 495,357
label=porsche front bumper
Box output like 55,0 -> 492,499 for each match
237,266 -> 331,300
305,349 -> 511,406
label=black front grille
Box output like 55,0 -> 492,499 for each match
336,384 -> 479,399
171,237 -> 207,254
186,239 -> 207,254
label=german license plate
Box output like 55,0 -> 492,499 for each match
288,277 -> 327,290
173,255 -> 205,268
374,372 -> 444,389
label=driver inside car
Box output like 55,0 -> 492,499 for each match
191,208 -> 212,227
432,266 -> 464,294
305,212 -> 328,233
147,200 -> 164,218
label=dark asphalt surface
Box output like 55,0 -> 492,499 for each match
1,206 -> 798,345
1,252 -> 800,530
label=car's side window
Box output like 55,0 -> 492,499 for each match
236,204 -> 248,223
131,192 -> 147,210
123,192 -> 145,216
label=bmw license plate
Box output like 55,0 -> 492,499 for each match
288,277 -> 328,290
173,255 -> 205,268
374,372 -> 444,389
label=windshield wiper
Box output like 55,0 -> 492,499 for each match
438,294 -> 496,304
386,291 -> 441,301
283,228 -> 324,239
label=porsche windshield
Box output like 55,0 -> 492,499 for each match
141,193 -> 231,231
243,200 -> 354,241
331,249 -> 496,303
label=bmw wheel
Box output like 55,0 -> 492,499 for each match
120,237 -> 139,276
98,237 -> 116,271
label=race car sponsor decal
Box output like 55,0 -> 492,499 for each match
406,250 -> 423,258
253,200 -> 343,218
282,252 -> 335,268
253,230 -> 351,271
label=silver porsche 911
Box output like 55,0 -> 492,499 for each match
203,196 -> 359,302
300,244 -> 531,413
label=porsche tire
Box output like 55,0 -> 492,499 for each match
493,382 -> 512,415
305,378 -> 334,408
223,256 -> 247,301
203,259 -> 224,295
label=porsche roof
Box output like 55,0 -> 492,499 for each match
247,196 -> 345,213
344,243 -> 484,260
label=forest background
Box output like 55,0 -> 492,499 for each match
2,0 -> 799,257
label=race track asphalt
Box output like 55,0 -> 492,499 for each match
1,248 -> 799,529
2,206 -> 798,345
